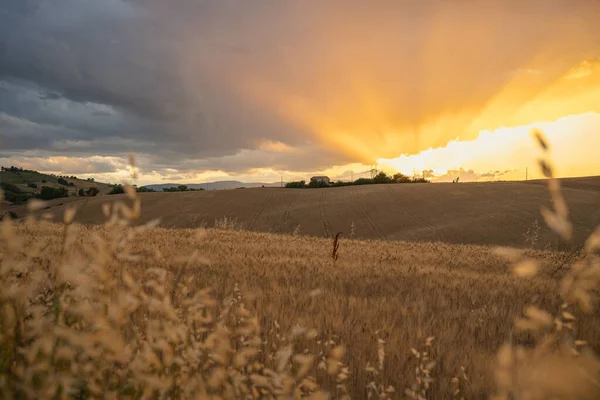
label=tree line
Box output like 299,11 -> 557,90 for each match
107,184 -> 204,194
285,172 -> 429,188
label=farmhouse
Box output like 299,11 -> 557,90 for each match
310,176 -> 330,185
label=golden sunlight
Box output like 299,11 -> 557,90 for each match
378,112 -> 600,182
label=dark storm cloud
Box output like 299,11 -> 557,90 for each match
1,0 -> 600,174
0,0 -> 317,163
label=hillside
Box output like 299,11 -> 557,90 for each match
0,168 -> 111,204
13,176 -> 600,248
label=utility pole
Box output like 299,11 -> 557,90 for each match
351,171 -> 353,182
281,176 -> 283,188
526,167 -> 528,181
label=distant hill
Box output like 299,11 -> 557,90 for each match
143,180 -> 281,191
0,167 -> 111,205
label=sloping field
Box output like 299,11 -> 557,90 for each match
0,169 -> 112,195
5,221 -> 600,398
14,177 -> 600,248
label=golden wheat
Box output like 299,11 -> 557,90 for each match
1,131 -> 599,399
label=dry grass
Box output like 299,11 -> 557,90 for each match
1,132 -> 600,399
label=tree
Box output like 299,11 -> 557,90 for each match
308,179 -> 329,188
178,185 -> 188,192
285,180 -> 307,188
353,178 -> 372,186
38,186 -> 68,200
78,188 -> 85,196
57,177 -> 69,186
392,173 -> 411,183
1,183 -> 21,194
373,172 -> 392,184
108,184 -> 125,195
136,186 -> 156,193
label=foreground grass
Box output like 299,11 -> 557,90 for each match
2,216 -> 599,398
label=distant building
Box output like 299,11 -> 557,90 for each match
310,176 -> 330,185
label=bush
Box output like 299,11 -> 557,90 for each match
78,188 -> 85,197
373,172 -> 393,184
162,185 -> 200,192
392,173 -> 411,183
353,178 -> 373,186
285,180 -> 307,188
286,172 -> 429,189
308,179 -> 329,188
2,192 -> 33,204
87,187 -> 100,197
411,177 -> 430,183
38,186 -> 69,201
57,177 -> 69,186
108,184 -> 125,195
1,182 -> 21,194
0,183 -> 34,204
27,183 -> 38,189
136,186 -> 156,193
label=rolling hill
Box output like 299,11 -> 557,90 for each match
12,176 -> 600,248
0,168 -> 112,202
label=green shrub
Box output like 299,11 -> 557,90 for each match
1,182 -> 21,194
108,184 -> 125,195
0,183 -> 35,204
308,179 -> 329,188
136,186 -> 156,193
285,180 -> 307,188
373,172 -> 393,184
38,186 -> 69,201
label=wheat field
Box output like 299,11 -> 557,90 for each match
2,136 -> 600,399
10,176 -> 600,248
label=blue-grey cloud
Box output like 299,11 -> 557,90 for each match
1,0 -> 599,174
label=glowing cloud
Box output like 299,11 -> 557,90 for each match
378,112 -> 600,181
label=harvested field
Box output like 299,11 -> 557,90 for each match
13,176 -> 600,248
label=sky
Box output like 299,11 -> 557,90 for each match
1,0 -> 599,185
